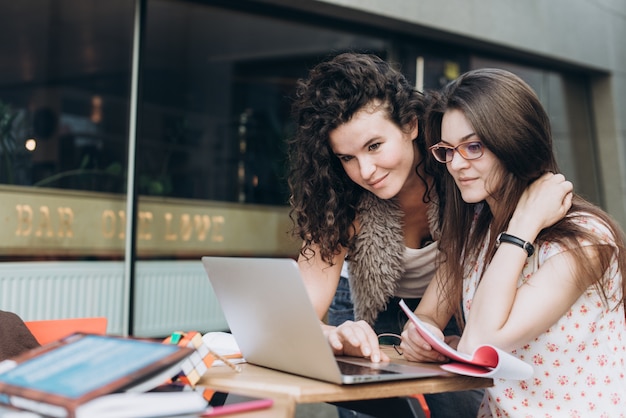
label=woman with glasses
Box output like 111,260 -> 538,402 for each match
401,68 -> 626,416
288,52 -> 482,417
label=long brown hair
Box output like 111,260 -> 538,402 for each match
424,68 -> 626,326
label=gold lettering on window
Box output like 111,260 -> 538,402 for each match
117,210 -> 126,239
17,205 -> 74,238
35,206 -> 54,238
163,213 -> 224,242
193,215 -> 210,241
15,204 -> 33,236
57,207 -> 74,238
5,191 -> 292,255
137,211 -> 153,240
102,210 -> 116,239
164,212 -> 177,241
180,214 -> 192,241
210,215 -> 225,242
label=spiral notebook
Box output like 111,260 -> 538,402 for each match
201,256 -> 445,384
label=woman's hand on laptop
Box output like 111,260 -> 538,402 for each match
321,321 -> 390,362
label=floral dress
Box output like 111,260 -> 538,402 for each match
464,215 -> 626,418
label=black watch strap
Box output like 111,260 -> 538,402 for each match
496,232 -> 535,257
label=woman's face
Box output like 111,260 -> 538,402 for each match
329,104 -> 418,200
440,109 -> 504,208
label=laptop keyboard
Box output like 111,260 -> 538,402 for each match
336,360 -> 399,376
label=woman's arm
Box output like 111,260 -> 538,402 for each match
461,248 -> 587,353
298,243 -> 389,362
459,173 -> 576,353
298,243 -> 346,320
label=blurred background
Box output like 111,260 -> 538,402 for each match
0,0 -> 624,337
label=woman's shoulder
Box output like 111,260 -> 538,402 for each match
537,210 -> 619,258
567,210 -> 617,243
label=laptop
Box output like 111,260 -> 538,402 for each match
201,256 -> 446,384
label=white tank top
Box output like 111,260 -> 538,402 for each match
395,241 -> 438,298
341,241 -> 438,299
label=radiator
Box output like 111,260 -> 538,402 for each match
134,261 -> 228,337
0,260 -> 228,337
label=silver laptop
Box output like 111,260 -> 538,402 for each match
201,256 -> 446,384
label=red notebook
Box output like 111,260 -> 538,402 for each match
399,300 -> 533,380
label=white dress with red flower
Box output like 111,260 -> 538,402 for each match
464,215 -> 626,418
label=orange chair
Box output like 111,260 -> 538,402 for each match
25,317 -> 108,345
411,394 -> 431,418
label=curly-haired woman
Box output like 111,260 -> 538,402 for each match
288,52 -> 481,417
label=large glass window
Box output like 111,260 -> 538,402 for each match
0,1 -> 134,262
0,0 -> 600,336
0,0 -> 392,335
132,0 -> 391,261
0,0 -> 390,261
0,0 -> 136,335
139,0 -> 387,205
0,1 -> 133,194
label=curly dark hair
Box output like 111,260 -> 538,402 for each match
288,52 -> 436,264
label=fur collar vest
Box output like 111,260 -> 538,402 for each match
347,192 -> 439,325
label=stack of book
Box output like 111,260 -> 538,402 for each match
0,333 -> 204,418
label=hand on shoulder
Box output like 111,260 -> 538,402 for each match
509,172 -> 573,239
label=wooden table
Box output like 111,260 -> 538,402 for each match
197,347 -> 492,417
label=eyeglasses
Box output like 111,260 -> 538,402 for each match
429,140 -> 484,163
377,333 -> 403,355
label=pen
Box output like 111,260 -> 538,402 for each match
208,348 -> 242,373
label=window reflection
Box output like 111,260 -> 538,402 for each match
0,0 -> 133,193
0,0 -> 597,260
0,0 -> 387,207
0,0 -> 388,260
140,0 -> 386,204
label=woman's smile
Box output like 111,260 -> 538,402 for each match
368,173 -> 389,188
329,103 -> 418,200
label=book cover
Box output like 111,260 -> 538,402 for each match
399,300 -> 533,380
0,333 -> 194,418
